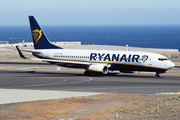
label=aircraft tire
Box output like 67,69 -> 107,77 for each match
84,71 -> 91,76
155,74 -> 160,78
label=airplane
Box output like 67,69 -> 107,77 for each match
16,16 -> 175,78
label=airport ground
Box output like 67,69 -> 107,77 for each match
0,45 -> 180,120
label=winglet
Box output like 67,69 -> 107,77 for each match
16,46 -> 27,59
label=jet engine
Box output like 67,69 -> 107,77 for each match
87,64 -> 109,75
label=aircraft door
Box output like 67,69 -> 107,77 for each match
45,51 -> 50,58
148,58 -> 153,65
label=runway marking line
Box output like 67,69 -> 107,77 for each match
2,77 -> 92,88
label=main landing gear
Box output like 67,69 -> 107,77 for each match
84,71 -> 91,76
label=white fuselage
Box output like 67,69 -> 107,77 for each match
33,49 -> 175,73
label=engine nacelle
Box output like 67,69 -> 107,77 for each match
88,64 -> 109,75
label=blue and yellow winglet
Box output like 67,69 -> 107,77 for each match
16,46 -> 27,59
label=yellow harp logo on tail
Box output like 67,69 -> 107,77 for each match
32,29 -> 42,44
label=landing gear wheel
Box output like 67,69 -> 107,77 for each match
84,71 -> 91,76
155,74 -> 160,78
105,71 -> 109,76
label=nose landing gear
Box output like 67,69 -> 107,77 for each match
155,73 -> 160,78
155,71 -> 165,78
155,71 -> 166,78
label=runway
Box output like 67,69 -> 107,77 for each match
0,62 -> 52,67
0,69 -> 180,94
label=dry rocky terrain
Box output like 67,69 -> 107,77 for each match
0,93 -> 180,120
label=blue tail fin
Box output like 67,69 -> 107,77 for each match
29,16 -> 62,49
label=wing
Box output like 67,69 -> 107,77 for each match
16,46 -> 90,68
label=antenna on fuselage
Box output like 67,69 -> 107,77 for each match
126,44 -> 130,51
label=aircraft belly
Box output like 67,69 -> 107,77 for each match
54,62 -> 86,68
110,64 -> 166,72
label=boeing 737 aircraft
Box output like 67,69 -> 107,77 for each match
16,16 -> 175,78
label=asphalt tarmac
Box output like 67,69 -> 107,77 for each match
0,62 -> 52,67
0,69 -> 180,94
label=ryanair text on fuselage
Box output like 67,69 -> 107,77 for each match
90,53 -> 148,62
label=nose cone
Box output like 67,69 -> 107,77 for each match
167,61 -> 175,69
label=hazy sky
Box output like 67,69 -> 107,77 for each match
0,0 -> 180,25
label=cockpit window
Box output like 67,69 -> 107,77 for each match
158,58 -> 168,61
